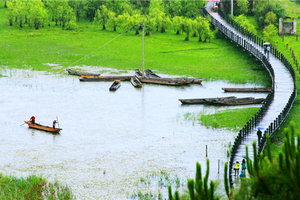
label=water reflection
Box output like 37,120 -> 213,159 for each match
0,68 -> 267,199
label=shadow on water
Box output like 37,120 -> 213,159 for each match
0,67 -> 268,199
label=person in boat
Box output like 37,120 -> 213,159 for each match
30,116 -> 35,124
53,120 -> 57,129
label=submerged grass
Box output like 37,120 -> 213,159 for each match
0,3 -> 270,85
185,108 -> 260,132
0,174 -> 74,199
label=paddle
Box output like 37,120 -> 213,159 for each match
20,122 -> 26,126
56,116 -> 60,129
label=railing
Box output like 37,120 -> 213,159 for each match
203,8 -> 297,186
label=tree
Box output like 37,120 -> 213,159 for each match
68,0 -> 87,22
182,17 -> 193,41
265,11 -> 277,26
107,11 -> 118,31
6,1 -> 14,26
235,14 -> 257,34
253,0 -> 285,29
194,16 -> 205,42
94,5 -> 109,30
263,24 -> 279,46
172,16 -> 183,35
14,1 -> 26,28
237,0 -> 249,15
28,0 -> 47,29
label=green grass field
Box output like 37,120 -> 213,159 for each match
184,107 -> 260,132
0,3 -> 270,85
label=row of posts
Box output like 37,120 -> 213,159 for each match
208,8 -> 297,186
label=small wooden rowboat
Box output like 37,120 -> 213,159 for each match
145,69 -> 161,78
66,69 -> 100,76
222,87 -> 272,93
80,75 -> 133,82
24,121 -> 62,133
135,69 -> 205,85
179,96 -> 265,105
109,80 -> 121,91
131,76 -> 142,88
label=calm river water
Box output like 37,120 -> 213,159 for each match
0,67 -> 267,199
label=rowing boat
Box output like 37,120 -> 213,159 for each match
131,76 -> 142,88
109,80 -> 121,91
179,96 -> 236,104
179,96 -> 265,105
79,75 -> 133,82
66,69 -> 100,76
24,120 -> 62,133
222,87 -> 272,93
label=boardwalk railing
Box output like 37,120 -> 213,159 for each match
204,8 -> 296,186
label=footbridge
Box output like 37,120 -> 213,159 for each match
204,5 -> 296,185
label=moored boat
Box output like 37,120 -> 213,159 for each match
109,80 -> 121,91
222,87 -> 272,93
145,69 -> 160,78
131,76 -> 142,88
179,96 -> 265,105
80,75 -> 133,82
24,120 -> 62,133
66,69 -> 100,76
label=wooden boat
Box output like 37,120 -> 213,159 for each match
135,69 -> 205,85
222,87 -> 272,93
79,75 -> 133,82
24,120 -> 62,133
217,97 -> 266,106
66,69 -> 100,76
109,80 -> 121,91
179,96 -> 265,105
145,69 -> 161,78
135,69 -> 188,86
179,96 -> 236,104
131,76 -> 142,88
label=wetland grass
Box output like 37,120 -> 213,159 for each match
0,3 -> 270,86
0,174 -> 74,199
184,107 -> 260,132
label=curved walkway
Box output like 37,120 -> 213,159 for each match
206,5 -> 295,185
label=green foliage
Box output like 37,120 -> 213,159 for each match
170,160 -> 219,200
235,14 -> 257,34
253,0 -> 286,29
0,174 -> 74,199
263,24 -> 279,46
234,121 -> 300,199
237,0 -> 249,15
264,12 -> 277,26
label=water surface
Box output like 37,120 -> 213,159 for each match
0,68 -> 267,199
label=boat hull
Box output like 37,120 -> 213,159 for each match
24,121 -> 62,133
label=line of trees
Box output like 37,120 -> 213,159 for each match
3,0 -> 215,42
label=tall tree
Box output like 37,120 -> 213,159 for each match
94,5 -> 109,30
28,0 -> 47,29
182,17 -> 193,41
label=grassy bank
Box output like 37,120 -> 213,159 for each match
0,3 -> 270,86
0,174 -> 73,199
184,107 -> 260,132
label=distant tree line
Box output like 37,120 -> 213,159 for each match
2,0 -> 216,42
222,0 -> 285,46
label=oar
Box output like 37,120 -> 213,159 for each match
20,122 -> 26,126
56,116 -> 60,129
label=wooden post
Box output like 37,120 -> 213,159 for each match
206,145 -> 208,157
297,35 -> 299,41
218,160 -> 220,174
286,43 -> 288,49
